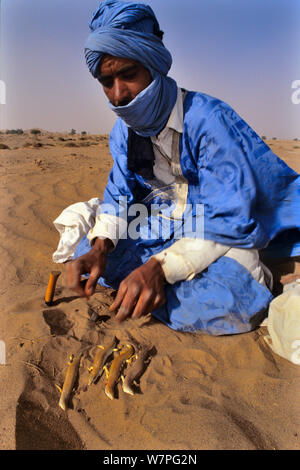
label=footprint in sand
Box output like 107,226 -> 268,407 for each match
42,309 -> 73,336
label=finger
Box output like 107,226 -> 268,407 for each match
152,292 -> 166,310
85,266 -> 101,298
114,305 -> 131,323
131,288 -> 155,320
109,282 -> 128,311
114,295 -> 136,322
114,284 -> 141,322
66,261 -> 86,297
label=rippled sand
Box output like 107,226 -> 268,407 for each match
0,131 -> 299,450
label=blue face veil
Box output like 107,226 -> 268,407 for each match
85,0 -> 178,137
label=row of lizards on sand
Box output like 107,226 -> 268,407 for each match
56,336 -> 152,411
45,271 -> 152,411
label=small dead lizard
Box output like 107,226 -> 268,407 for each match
88,336 -> 118,385
122,346 -> 152,395
104,344 -> 134,400
56,353 -> 81,411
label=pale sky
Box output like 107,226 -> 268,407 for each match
0,0 -> 300,138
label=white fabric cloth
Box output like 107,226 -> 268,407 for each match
152,239 -> 230,284
264,280 -> 300,364
152,240 -> 272,288
52,87 -> 271,289
52,197 -> 101,263
87,213 -> 127,248
150,87 -> 183,185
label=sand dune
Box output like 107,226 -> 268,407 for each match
0,131 -> 299,450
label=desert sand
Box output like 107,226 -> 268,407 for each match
0,131 -> 299,450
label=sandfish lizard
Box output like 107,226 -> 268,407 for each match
122,346 -> 152,395
88,336 -> 118,385
104,344 -> 134,400
56,353 -> 81,411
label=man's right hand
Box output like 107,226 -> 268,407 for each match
66,237 -> 113,299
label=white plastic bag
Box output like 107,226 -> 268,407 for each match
264,279 -> 300,365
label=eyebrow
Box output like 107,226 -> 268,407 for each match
98,64 -> 138,82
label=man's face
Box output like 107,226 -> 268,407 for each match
97,55 -> 152,107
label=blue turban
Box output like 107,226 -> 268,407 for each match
84,0 -> 178,136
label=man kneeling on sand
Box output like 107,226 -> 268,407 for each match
53,0 -> 300,335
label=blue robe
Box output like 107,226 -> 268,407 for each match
75,91 -> 300,335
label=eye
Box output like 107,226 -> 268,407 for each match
122,71 -> 137,80
98,77 -> 113,88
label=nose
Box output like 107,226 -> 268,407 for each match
112,79 -> 131,107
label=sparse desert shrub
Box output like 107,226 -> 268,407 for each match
70,129 -> 76,135
80,141 -> 92,146
5,129 -> 23,134
0,143 -> 10,149
272,137 -> 277,140
58,137 -> 66,141
261,136 -> 266,140
64,142 -> 79,147
81,131 -> 87,136
30,129 -> 41,135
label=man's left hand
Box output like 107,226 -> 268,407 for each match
109,258 -> 166,322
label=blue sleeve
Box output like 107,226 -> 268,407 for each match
195,102 -> 300,250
